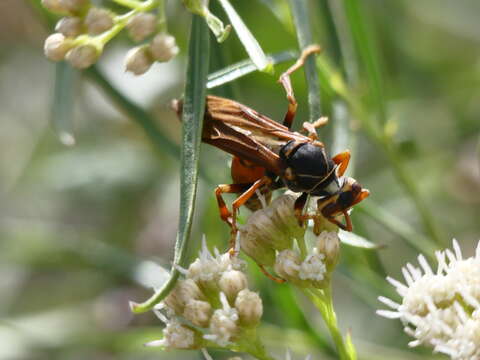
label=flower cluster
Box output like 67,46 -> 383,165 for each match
377,239 -> 480,360
146,239 -> 263,351
240,194 -> 340,288
42,0 -> 178,74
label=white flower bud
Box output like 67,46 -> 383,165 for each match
219,270 -> 248,303
42,0 -> 69,14
150,33 -> 179,62
183,299 -> 212,328
299,251 -> 327,288
65,44 -> 99,69
205,292 -> 239,346
44,33 -> 73,61
127,13 -> 156,42
124,46 -> 153,75
85,8 -> 114,35
145,321 -> 199,349
234,289 -> 263,327
316,231 -> 340,269
164,278 -> 204,315
55,17 -> 83,37
58,0 -> 89,12
274,249 -> 301,281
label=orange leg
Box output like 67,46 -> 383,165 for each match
278,45 -> 322,129
301,117 -> 328,140
216,177 -> 272,254
215,183 -> 247,225
332,150 -> 351,177
325,211 -> 352,232
260,265 -> 286,283
231,176 -> 271,232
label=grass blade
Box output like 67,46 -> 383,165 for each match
53,62 -> 77,146
288,0 -> 322,127
207,50 -> 297,89
342,0 -> 386,123
338,230 -> 381,250
131,14 -> 210,313
217,0 -> 272,73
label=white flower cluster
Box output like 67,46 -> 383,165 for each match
240,194 -> 340,287
377,239 -> 480,360
42,0 -> 178,72
147,238 -> 263,350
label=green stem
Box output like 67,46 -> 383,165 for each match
96,0 -> 160,46
234,329 -> 275,360
304,287 -> 355,360
111,0 -> 143,8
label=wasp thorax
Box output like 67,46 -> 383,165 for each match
279,141 -> 336,195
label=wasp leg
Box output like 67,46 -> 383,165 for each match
278,45 -> 322,129
227,176 -> 272,255
324,211 -> 353,232
293,192 -> 309,226
332,150 -> 351,177
259,265 -> 286,283
302,117 -> 328,140
215,183 -> 250,226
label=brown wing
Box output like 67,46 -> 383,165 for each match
205,95 -> 311,145
202,116 -> 286,175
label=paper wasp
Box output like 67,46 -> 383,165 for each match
173,45 -> 369,251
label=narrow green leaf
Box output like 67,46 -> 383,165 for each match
342,0 -> 386,123
344,331 -> 358,360
53,62 -> 77,146
207,50 -> 297,89
217,0 -> 273,73
288,0 -> 322,126
338,230 -> 381,250
131,15 -> 210,313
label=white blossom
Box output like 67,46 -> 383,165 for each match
145,320 -> 196,349
205,292 -> 239,346
377,239 -> 480,360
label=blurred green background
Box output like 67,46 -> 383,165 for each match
1,0 -> 479,359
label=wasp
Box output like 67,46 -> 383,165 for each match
173,45 -> 369,252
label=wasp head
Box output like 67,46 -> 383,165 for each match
319,177 -> 370,231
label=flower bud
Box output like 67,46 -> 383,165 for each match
145,321 -> 200,349
55,17 -> 83,37
164,279 -> 204,315
149,33 -> 179,62
183,299 -> 212,328
85,8 -> 114,35
219,270 -> 248,303
59,0 -> 89,12
127,13 -> 156,42
124,46 -> 153,75
44,33 -> 73,61
209,309 -> 238,346
274,249 -> 301,282
239,227 -> 276,266
234,289 -> 263,327
42,0 -> 69,14
299,252 -> 327,288
205,292 -> 239,346
316,231 -> 340,269
65,44 -> 99,69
